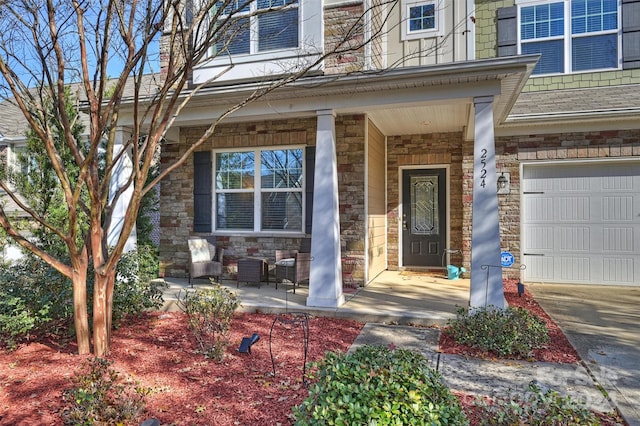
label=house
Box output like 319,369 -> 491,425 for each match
149,0 -> 639,307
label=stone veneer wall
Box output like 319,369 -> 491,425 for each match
462,129 -> 640,279
160,115 -> 367,281
324,2 -> 366,74
386,133 -> 465,271
336,114 -> 367,285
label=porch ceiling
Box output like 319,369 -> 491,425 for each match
121,56 -> 539,138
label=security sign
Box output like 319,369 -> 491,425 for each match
501,251 -> 515,268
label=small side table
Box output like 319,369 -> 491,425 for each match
237,257 -> 269,288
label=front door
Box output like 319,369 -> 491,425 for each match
402,169 -> 446,268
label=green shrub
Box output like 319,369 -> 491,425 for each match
112,244 -> 164,325
293,345 -> 469,426
445,306 -> 550,358
180,285 -> 241,361
475,381 -> 601,425
0,292 -> 49,350
61,357 -> 150,425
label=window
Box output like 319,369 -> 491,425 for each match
214,148 -> 304,232
401,1 -> 443,40
519,0 -> 619,75
213,0 -> 299,57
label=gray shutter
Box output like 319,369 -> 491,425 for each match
497,6 -> 518,57
305,146 -> 315,235
193,151 -> 212,233
623,0 -> 640,69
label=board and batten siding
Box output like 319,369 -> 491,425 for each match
367,120 -> 387,282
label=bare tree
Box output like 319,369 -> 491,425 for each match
0,0 -> 402,355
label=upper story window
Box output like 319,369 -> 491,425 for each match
401,1 -> 444,40
214,147 -> 304,232
519,0 -> 620,75
213,0 -> 299,57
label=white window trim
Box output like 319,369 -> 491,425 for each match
516,0 -> 622,76
401,0 -> 445,41
212,146 -> 306,234
194,0 -> 322,83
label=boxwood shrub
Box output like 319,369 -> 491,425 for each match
445,306 -> 550,358
293,345 -> 469,425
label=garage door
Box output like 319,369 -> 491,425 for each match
522,162 -> 640,286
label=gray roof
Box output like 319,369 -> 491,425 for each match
0,74 -> 162,140
510,84 -> 640,118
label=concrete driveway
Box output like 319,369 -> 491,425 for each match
529,284 -> 640,426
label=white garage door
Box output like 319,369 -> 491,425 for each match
523,162 -> 640,286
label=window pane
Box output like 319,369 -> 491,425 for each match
261,149 -> 303,189
262,192 -> 302,231
571,0 -> 617,34
216,152 -> 254,190
409,4 -> 435,32
258,0 -> 299,7
523,40 -> 564,74
572,34 -> 617,71
216,17 -> 250,55
216,193 -> 254,229
258,8 -> 299,51
521,3 -> 564,40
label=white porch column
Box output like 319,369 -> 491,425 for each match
470,96 -> 506,309
307,110 -> 345,308
107,127 -> 137,252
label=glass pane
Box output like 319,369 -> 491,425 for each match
409,4 -> 435,32
410,176 -> 438,236
521,3 -> 564,40
216,193 -> 254,229
523,40 -> 564,74
215,17 -> 250,55
258,0 -> 298,7
262,191 -> 302,231
572,34 -> 617,71
215,152 -> 254,190
261,149 -> 303,189
258,8 -> 298,51
572,0 -> 617,34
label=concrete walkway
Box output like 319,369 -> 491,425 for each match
530,284 -> 640,426
160,272 -> 631,423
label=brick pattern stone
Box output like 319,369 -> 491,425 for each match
470,130 -> 640,279
324,3 -> 367,75
159,115 -> 368,284
386,133 -> 465,271
159,118 -> 317,278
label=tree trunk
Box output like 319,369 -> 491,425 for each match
93,266 -> 117,357
71,259 -> 91,355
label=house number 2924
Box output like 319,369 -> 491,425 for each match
479,148 -> 487,188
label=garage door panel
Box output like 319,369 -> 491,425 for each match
603,227 -> 634,252
525,197 -> 554,221
603,258 -> 635,283
523,162 -> 640,286
558,227 -> 590,251
602,196 -> 634,221
525,226 -> 554,250
557,257 -> 591,281
558,197 -> 590,221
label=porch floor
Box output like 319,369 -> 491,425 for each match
160,270 -> 470,326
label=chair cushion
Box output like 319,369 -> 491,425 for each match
275,258 -> 295,267
188,239 -> 211,262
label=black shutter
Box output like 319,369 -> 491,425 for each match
497,6 -> 518,57
305,146 -> 315,235
623,0 -> 640,69
193,151 -> 212,233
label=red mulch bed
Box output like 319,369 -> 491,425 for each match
439,279 -> 581,364
0,282 -> 623,425
0,312 -> 362,425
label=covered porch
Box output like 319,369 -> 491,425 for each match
159,270 -> 470,326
